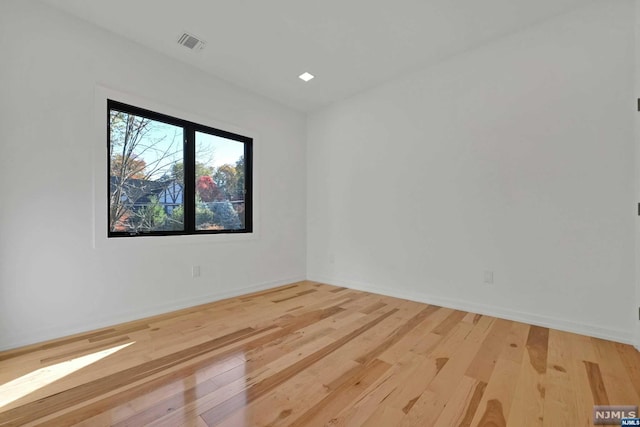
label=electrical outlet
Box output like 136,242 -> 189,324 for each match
483,271 -> 494,284
192,265 -> 201,278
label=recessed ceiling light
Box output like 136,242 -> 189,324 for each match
299,72 -> 315,82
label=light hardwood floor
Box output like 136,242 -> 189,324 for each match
0,281 -> 638,426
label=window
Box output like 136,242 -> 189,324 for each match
108,100 -> 252,237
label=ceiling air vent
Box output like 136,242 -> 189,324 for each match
177,32 -> 206,51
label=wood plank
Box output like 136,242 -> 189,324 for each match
283,358 -> 392,427
111,357 -> 248,427
542,330 -> 580,427
591,337 -> 640,405
378,306 -> 450,363
565,332 -> 599,426
616,342 -> 640,398
432,376 -> 486,426
583,361 -> 610,405
323,352 -> 428,427
198,308 -> 399,425
398,316 -> 496,426
432,310 -> 467,336
465,318 -> 512,382
356,354 -> 443,426
505,325 -> 549,426
468,358 -> 521,427
213,353 -> 362,427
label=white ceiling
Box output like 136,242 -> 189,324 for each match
41,0 -> 591,112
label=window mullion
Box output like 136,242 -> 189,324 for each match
184,126 -> 196,233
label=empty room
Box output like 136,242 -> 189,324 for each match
1,0 -> 639,426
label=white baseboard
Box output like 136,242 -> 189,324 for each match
0,275 -> 306,352
310,275 -> 635,345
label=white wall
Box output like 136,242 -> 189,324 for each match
0,0 -> 307,350
308,1 -> 637,343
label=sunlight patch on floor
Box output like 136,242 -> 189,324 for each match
0,342 -> 134,408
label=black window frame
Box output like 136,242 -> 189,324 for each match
107,99 -> 253,238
